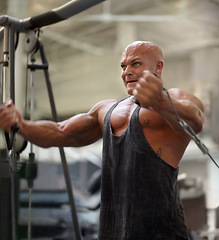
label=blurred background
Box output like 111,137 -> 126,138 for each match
0,0 -> 219,239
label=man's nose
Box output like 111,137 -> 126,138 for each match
125,66 -> 134,76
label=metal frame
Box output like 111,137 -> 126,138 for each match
0,0 -> 105,239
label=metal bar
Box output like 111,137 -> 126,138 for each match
0,0 -> 106,31
9,24 -> 18,240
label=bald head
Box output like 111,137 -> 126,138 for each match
125,41 -> 164,62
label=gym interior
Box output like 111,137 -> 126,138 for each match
0,0 -> 219,239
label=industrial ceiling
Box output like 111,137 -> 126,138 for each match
22,0 -> 219,57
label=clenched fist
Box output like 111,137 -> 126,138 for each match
132,70 -> 164,109
0,99 -> 19,132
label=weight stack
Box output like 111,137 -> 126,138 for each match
0,149 -> 11,240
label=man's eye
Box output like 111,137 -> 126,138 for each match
133,62 -> 140,66
121,65 -> 126,70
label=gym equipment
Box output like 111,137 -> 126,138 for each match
0,0 -> 105,239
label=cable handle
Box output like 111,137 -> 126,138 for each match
5,123 -> 19,150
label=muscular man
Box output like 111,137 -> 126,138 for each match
0,41 -> 204,239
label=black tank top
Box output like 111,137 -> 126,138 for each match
98,98 -> 189,240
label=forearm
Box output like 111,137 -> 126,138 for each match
155,91 -> 204,133
18,119 -> 66,148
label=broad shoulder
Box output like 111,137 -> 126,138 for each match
89,99 -> 118,114
88,98 -> 118,129
167,88 -> 193,99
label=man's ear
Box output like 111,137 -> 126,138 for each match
157,60 -> 164,71
155,60 -> 164,77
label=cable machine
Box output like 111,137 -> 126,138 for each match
0,0 -> 105,239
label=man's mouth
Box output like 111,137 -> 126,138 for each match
127,80 -> 137,83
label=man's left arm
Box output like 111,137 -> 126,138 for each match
132,71 -> 204,133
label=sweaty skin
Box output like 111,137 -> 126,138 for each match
0,41 -> 204,168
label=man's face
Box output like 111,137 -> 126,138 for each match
120,44 -> 156,95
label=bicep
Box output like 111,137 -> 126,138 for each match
57,99 -> 116,147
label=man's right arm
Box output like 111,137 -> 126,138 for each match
1,100 -> 104,148
20,113 -> 102,148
